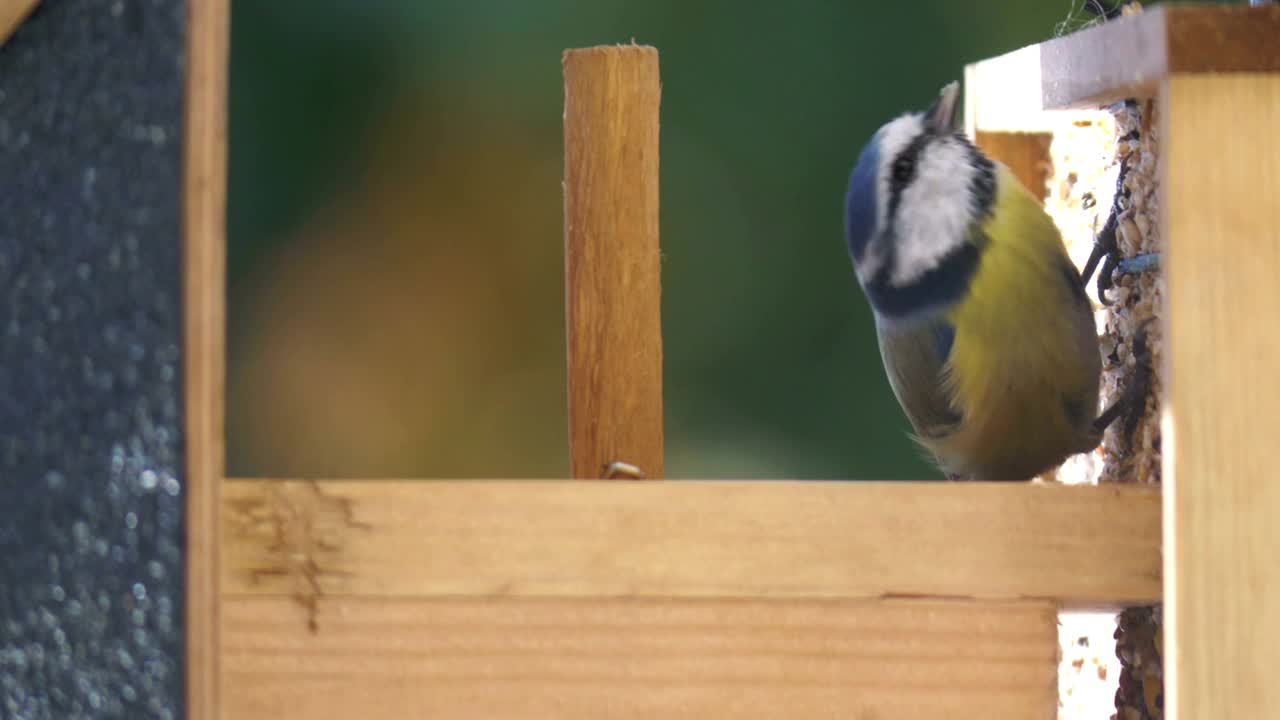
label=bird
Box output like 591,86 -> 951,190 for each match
843,81 -> 1146,481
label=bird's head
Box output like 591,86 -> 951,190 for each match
844,81 -> 996,320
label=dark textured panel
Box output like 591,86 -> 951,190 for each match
0,1 -> 187,718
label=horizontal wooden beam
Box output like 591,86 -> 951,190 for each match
223,595 -> 1058,720
1043,3 -> 1280,109
965,4 -> 1280,132
222,479 -> 1161,608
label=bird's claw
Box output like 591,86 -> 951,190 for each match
1096,239 -> 1122,307
1118,317 -> 1155,444
1080,155 -> 1129,306
1090,317 -> 1156,450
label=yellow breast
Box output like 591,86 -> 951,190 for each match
924,165 -> 1101,479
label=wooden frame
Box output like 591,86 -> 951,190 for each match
966,6 -> 1280,715
183,4 -> 1280,718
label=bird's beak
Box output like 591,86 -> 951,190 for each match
924,81 -> 961,135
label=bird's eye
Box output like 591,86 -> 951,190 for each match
892,155 -> 915,184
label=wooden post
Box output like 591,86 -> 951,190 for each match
184,0 -> 229,717
562,44 -> 664,479
0,0 -> 39,46
1163,72 -> 1280,718
972,132 -> 1053,199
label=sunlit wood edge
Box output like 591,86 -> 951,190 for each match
183,0 -> 228,718
221,478 -> 1161,609
964,3 -> 1280,135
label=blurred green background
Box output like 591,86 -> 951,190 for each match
226,1 -> 1075,480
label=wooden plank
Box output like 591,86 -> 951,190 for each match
965,45 -> 1102,135
222,479 -> 1161,607
1041,4 -> 1280,109
1163,4 -> 1280,75
965,5 -> 1280,130
0,0 -> 38,47
562,45 -> 664,479
183,0 -> 229,717
1039,6 -> 1170,110
973,131 -> 1053,199
1162,73 -> 1280,719
223,595 -> 1058,720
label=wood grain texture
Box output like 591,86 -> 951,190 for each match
1162,73 -> 1280,720
966,5 -> 1280,128
1039,6 -> 1168,110
563,45 -> 664,479
183,0 -> 228,717
223,595 -> 1058,720
1163,4 -> 1280,75
0,0 -> 38,47
974,132 -> 1053,199
222,479 -> 1161,607
1040,5 -> 1280,109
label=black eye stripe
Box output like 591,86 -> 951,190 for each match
892,155 -> 915,183
886,134 -> 997,225
885,134 -> 930,221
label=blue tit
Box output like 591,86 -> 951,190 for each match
843,81 -> 1110,481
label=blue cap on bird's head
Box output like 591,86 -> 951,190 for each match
842,81 -> 992,321
844,131 -> 882,273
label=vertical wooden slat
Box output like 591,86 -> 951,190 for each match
184,0 -> 229,717
1163,73 -> 1280,719
562,45 -> 664,479
973,131 -> 1053,199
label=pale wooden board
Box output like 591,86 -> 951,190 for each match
1038,6 -> 1170,110
1162,73 -> 1280,719
183,0 -> 228,717
973,131 -> 1053,199
223,595 -> 1058,720
965,45 -> 1102,135
562,45 -> 664,479
1042,4 -> 1280,109
965,4 -> 1280,134
222,479 -> 1161,607
0,0 -> 38,47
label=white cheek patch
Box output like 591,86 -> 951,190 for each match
874,116 -> 926,242
889,139 -> 978,286
853,114 -> 926,286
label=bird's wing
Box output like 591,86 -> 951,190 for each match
876,317 -> 961,440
